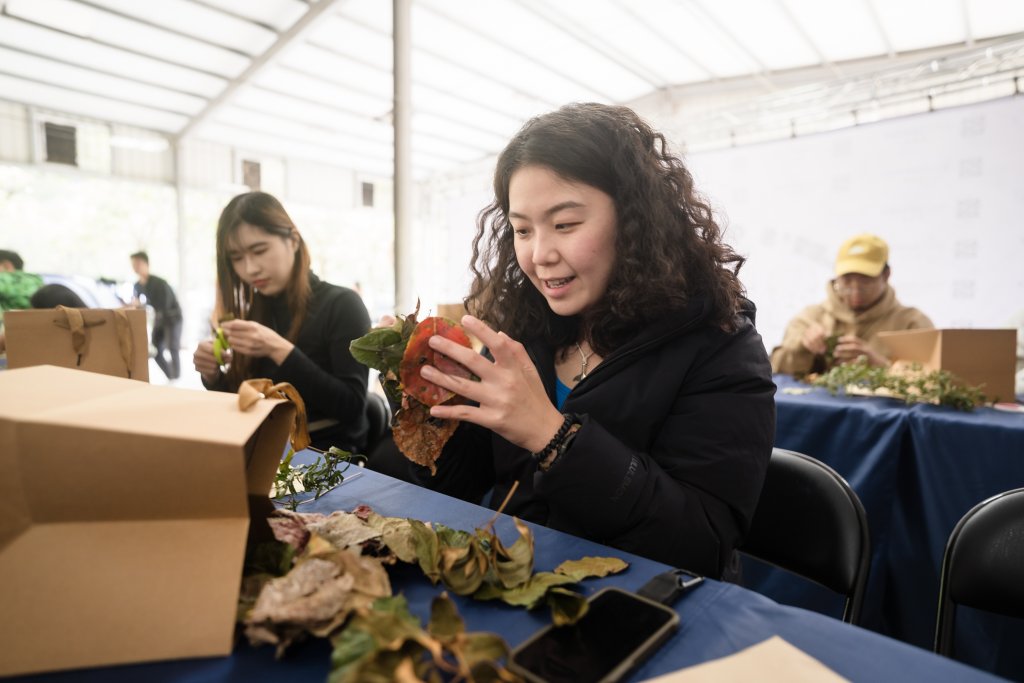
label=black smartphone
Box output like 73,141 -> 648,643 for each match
508,587 -> 680,683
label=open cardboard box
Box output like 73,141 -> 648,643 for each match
876,328 -> 1017,402
0,365 -> 295,676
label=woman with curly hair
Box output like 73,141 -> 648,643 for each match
410,103 -> 775,578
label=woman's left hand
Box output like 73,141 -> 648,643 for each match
221,319 -> 295,365
421,315 -> 565,454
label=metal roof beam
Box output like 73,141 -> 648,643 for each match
0,12 -> 232,80
614,0 -> 717,81
863,0 -> 896,58
71,0 -> 259,57
418,1 -> 610,101
518,0 -> 663,90
0,41 -> 212,101
689,0 -> 777,90
775,0 -> 844,79
173,0 -> 342,142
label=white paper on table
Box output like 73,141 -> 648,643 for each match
642,636 -> 849,682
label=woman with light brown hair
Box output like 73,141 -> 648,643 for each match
193,191 -> 370,452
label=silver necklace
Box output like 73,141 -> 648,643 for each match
573,342 -> 596,382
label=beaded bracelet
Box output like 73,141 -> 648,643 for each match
531,413 -> 580,465
539,423 -> 581,472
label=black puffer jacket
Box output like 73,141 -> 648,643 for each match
412,298 -> 776,577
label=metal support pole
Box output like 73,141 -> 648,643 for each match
173,140 -> 187,295
393,0 -> 414,313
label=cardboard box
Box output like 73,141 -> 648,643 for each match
436,302 -> 468,323
4,307 -> 149,381
876,328 -> 1017,402
0,365 -> 294,676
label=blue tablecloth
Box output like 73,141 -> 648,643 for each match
769,375 -> 1024,678
11,468 -> 1003,682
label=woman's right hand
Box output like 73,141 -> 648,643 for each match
193,338 -> 221,384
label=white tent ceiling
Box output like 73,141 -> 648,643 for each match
1,0 -> 1024,178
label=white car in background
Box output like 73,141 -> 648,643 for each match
39,273 -> 126,309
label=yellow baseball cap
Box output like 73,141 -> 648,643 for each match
834,234 -> 889,277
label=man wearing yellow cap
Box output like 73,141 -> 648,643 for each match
771,234 -> 933,375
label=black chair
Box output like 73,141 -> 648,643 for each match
934,487 -> 1024,658
363,391 -> 391,456
739,447 -> 871,624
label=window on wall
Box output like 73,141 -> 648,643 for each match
361,181 -> 374,207
44,122 -> 77,166
242,159 -> 261,191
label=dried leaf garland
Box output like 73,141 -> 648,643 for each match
239,505 -> 629,678
328,594 -> 520,683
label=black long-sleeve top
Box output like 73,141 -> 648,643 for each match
208,274 -> 371,452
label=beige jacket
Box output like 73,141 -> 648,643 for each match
770,283 -> 933,375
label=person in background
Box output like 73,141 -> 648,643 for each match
771,234 -> 933,375
30,284 -> 88,309
131,251 -> 183,381
0,250 -> 43,323
192,192 -> 371,452
1008,310 -> 1024,395
395,103 -> 775,578
0,249 -> 44,355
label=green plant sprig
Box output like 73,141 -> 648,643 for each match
273,446 -> 361,510
809,358 -> 986,411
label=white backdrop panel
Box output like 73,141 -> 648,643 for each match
434,97 -> 1024,352
687,96 -> 1024,351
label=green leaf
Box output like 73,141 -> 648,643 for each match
409,520 -> 441,583
330,627 -> 378,679
371,595 -> 417,617
473,572 -> 577,608
244,540 -> 295,577
553,556 -> 629,582
546,586 -> 589,626
348,598 -> 425,650
349,327 -> 405,375
460,633 -> 511,668
440,540 -> 488,596
427,593 -> 464,642
491,518 -> 535,589
365,513 -> 420,564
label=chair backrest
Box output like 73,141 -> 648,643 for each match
739,447 -> 871,624
364,391 -> 391,455
934,487 -> 1024,657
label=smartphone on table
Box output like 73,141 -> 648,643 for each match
509,586 -> 680,683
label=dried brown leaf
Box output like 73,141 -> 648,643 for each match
392,399 -> 459,474
553,556 -> 629,582
307,511 -> 383,550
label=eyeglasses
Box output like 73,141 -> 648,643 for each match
832,275 -> 885,295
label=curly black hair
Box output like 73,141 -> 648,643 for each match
465,102 -> 746,356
